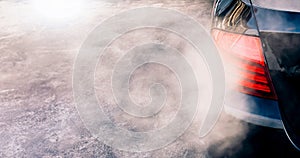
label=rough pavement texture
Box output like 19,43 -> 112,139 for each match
0,0 -> 277,157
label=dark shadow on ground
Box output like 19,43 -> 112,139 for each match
207,114 -> 300,158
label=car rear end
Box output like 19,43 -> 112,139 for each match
211,0 -> 300,149
211,0 -> 281,128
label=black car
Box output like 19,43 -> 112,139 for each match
211,0 -> 300,150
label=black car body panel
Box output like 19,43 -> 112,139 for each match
253,5 -> 300,150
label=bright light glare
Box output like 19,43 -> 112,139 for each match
32,0 -> 83,20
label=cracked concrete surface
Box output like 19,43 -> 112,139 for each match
0,0 -> 256,157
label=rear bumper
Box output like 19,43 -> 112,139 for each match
224,91 -> 283,129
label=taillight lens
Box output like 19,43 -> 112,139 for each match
211,29 -> 277,100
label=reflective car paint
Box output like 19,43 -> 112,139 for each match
253,5 -> 300,151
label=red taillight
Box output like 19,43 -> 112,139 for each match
212,29 -> 277,100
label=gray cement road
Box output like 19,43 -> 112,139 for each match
0,0 -> 299,157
